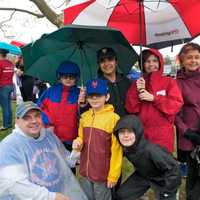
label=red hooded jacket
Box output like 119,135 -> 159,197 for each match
126,49 -> 183,153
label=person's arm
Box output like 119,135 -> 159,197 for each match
125,81 -> 141,114
107,133 -> 123,188
152,79 -> 183,116
0,64 -> 3,79
183,129 -> 200,145
72,117 -> 84,151
150,147 -> 181,193
11,181 -> 69,200
0,165 -> 69,200
175,110 -> 189,136
107,115 -> 123,188
37,89 -> 53,126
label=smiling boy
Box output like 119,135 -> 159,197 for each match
73,78 -> 122,200
114,115 -> 181,200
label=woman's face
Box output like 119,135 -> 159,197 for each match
144,54 -> 159,74
181,50 -> 200,72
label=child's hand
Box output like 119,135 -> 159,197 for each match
72,139 -> 83,151
107,181 -> 117,188
138,89 -> 154,102
136,77 -> 145,92
78,87 -> 86,104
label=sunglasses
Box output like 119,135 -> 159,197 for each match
60,74 -> 76,80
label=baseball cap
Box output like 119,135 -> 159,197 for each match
86,79 -> 109,95
16,101 -> 41,118
56,61 -> 80,79
97,47 -> 117,62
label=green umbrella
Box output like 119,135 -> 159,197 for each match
22,25 -> 138,85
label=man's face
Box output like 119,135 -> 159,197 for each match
182,50 -> 200,72
99,57 -> 117,76
118,128 -> 136,147
16,109 -> 43,138
60,74 -> 76,87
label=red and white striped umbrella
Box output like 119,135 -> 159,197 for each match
64,0 -> 200,49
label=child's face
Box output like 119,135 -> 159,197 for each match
118,128 -> 136,147
87,94 -> 109,112
182,50 -> 200,72
60,74 -> 76,87
144,54 -> 159,74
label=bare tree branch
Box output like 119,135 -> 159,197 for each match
0,7 -> 44,18
0,10 -> 16,25
0,26 -> 14,39
52,1 -> 66,9
29,0 -> 63,27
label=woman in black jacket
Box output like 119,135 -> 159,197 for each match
114,115 -> 181,200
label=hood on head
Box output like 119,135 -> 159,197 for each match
114,115 -> 144,148
139,48 -> 164,75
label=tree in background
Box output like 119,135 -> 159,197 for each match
0,0 -> 69,40
164,55 -> 172,65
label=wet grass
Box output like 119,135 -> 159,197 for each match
0,101 -> 16,140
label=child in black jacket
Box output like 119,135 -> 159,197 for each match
114,115 -> 181,200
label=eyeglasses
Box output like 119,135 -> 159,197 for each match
60,74 -> 76,80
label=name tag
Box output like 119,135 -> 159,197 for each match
156,90 -> 166,96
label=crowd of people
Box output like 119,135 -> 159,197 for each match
0,42 -> 200,200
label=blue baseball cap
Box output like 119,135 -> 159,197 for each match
56,61 -> 80,78
16,101 -> 41,118
86,79 -> 109,95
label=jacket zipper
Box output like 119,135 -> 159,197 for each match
86,111 -> 95,177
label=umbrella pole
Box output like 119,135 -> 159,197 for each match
139,0 -> 143,74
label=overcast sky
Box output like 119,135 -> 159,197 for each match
0,0 -> 199,57
0,0 -> 64,43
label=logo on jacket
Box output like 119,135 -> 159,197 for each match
30,149 -> 61,187
92,80 -> 98,88
156,90 -> 166,96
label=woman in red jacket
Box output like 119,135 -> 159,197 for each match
175,43 -> 200,200
126,49 -> 183,153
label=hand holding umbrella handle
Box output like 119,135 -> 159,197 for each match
136,77 -> 145,92
78,86 -> 86,105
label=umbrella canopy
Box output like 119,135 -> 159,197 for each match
22,25 -> 138,85
64,0 -> 200,49
0,41 -> 22,55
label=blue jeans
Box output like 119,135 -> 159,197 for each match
0,85 -> 13,128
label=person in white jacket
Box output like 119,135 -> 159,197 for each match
0,101 -> 88,200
